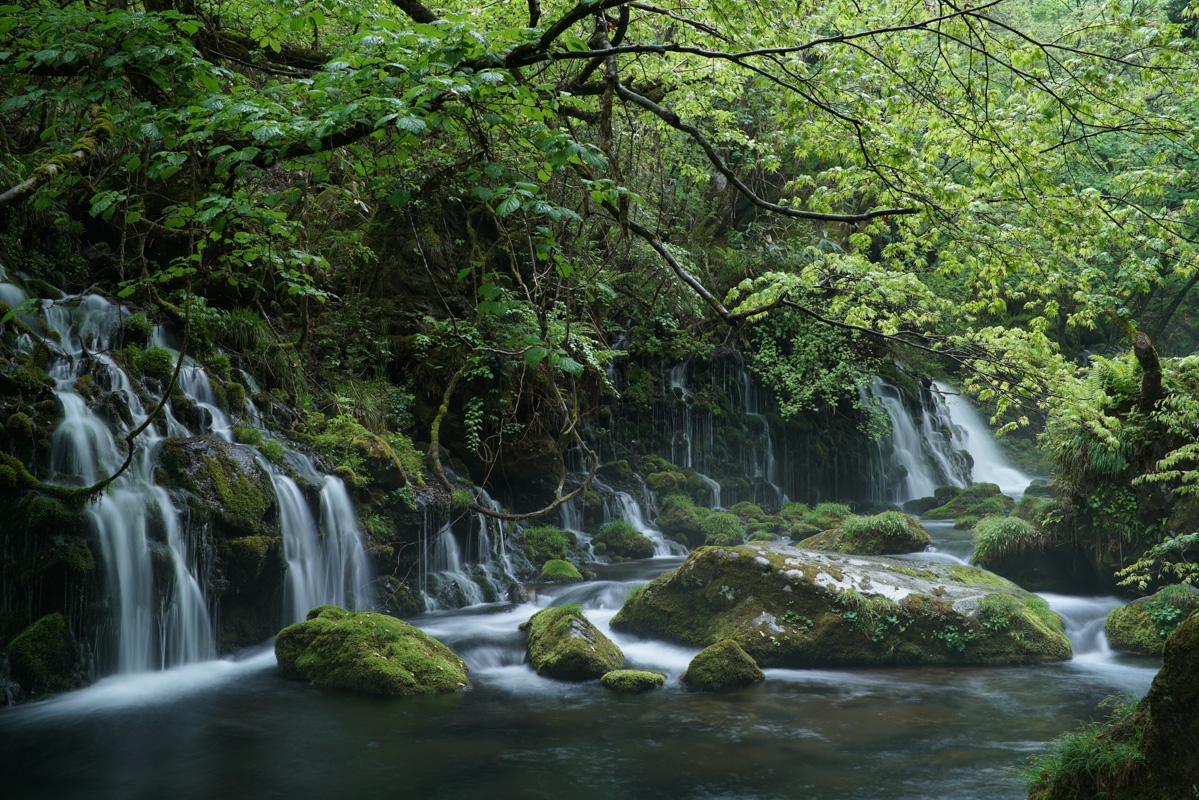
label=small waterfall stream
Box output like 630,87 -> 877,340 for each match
0,276 -> 374,676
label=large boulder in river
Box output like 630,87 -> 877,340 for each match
275,605 -> 469,695
681,640 -> 764,690
1106,585 -> 1199,656
921,482 -> 1014,523
798,511 -> 931,555
610,543 -> 1071,668
520,604 -> 623,680
157,436 -> 276,536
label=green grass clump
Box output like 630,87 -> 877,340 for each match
972,515 -> 1041,564
232,424 -> 262,446
594,520 -> 654,559
780,501 -> 811,521
525,525 -> 570,565
701,511 -> 745,546
1021,697 -> 1145,800
804,502 -> 853,529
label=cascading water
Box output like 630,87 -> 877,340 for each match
932,381 -> 1032,497
0,274 -> 375,676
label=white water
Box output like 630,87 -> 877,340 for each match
933,381 -> 1033,498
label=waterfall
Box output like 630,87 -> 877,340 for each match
1,278 -> 375,677
932,381 -> 1031,497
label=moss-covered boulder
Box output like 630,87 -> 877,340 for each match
157,436 -> 276,536
657,493 -> 705,548
519,604 -> 623,681
524,525 -> 570,566
593,520 -> 654,560
681,639 -> 765,690
600,669 -> 666,693
970,514 -> 1100,594
923,482 -> 1014,520
701,511 -> 745,546
801,502 -> 853,529
7,613 -> 80,695
1105,585 -> 1199,656
275,606 -> 468,695
610,543 -> 1071,668
540,559 -> 584,582
798,511 -> 931,555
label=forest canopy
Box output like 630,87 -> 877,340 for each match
5,0 -> 1199,525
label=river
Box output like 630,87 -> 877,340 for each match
0,523 -> 1159,800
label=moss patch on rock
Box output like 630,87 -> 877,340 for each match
524,525 -> 570,565
798,511 -> 931,555
275,607 -> 468,695
540,559 -> 584,582
610,543 -> 1071,668
593,520 -> 654,560
600,669 -> 666,693
701,511 -> 745,546
157,436 -> 276,536
923,483 -> 1014,520
519,604 -> 623,680
1106,585 -> 1199,656
657,494 -> 706,548
680,639 -> 764,690
7,612 -> 77,694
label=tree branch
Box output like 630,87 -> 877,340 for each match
0,106 -> 113,209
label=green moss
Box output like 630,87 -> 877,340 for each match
158,438 -> 273,536
803,502 -> 853,529
123,312 -> 153,345
275,608 -> 468,695
657,493 -> 704,548
924,483 -> 1015,519
202,353 -> 232,382
130,345 -> 176,381
600,669 -> 666,693
225,381 -> 246,411
1105,585 -> 1199,655
525,525 -> 570,565
799,511 -> 931,555
646,470 -> 687,494
597,459 -> 633,483
519,605 -> 623,680
594,520 -> 654,559
780,501 -> 811,522
259,439 -> 285,463
701,511 -> 745,546
730,501 -> 767,521
680,639 -> 764,690
540,559 -> 583,582
5,411 -> 33,439
232,424 -> 263,446
8,612 -> 73,693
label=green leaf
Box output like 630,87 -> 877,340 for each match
524,346 -> 549,365
496,194 -> 520,216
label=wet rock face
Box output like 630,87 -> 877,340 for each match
275,605 -> 469,695
1140,611 -> 1199,794
680,640 -> 764,690
520,605 -> 623,681
156,436 -> 276,537
610,543 -> 1071,668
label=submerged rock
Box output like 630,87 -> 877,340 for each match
520,605 -> 623,680
1106,585 -> 1199,656
600,669 -> 666,693
275,605 -> 468,695
681,640 -> 764,690
798,511 -> 931,555
610,543 -> 1071,668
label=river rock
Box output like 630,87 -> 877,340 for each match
610,543 -> 1071,667
275,605 -> 469,695
600,669 -> 666,693
680,640 -> 764,690
797,511 -> 931,555
520,605 -> 623,680
6,612 -> 82,696
1105,585 -> 1199,656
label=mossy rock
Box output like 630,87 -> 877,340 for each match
610,543 -> 1071,668
540,559 -> 584,582
729,501 -> 767,521
600,669 -> 666,693
524,525 -> 570,566
645,470 -> 687,494
701,511 -> 745,546
275,607 -> 468,695
593,520 -> 654,560
901,495 -> 941,515
798,511 -> 931,555
923,483 -> 1014,520
802,502 -> 853,529
1106,585 -> 1199,656
519,605 -> 623,681
157,436 -> 276,536
597,459 -> 634,484
779,501 -> 811,522
680,639 -> 764,690
657,493 -> 705,548
7,612 -> 78,695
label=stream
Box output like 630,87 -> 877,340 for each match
0,522 -> 1160,800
